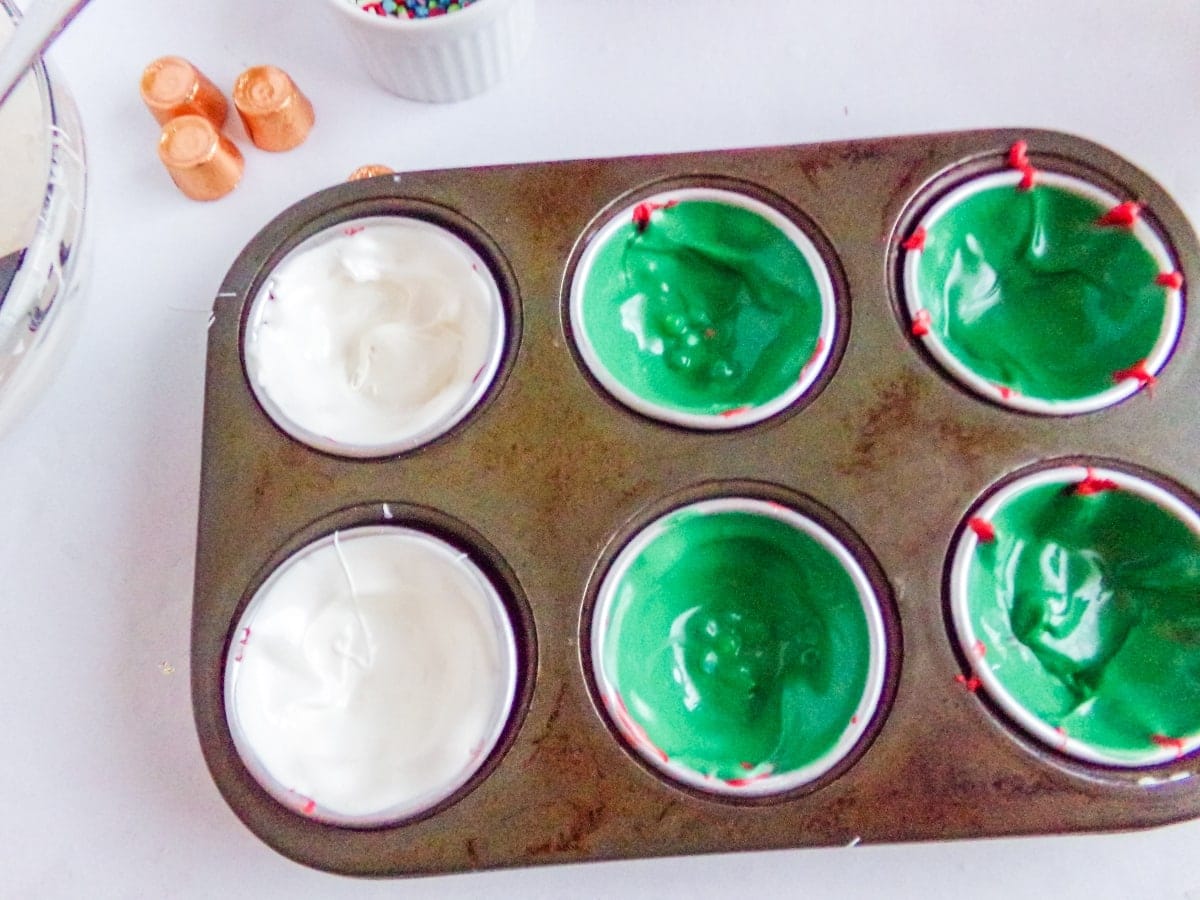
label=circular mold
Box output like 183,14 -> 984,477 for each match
901,170 -> 1182,415
949,463 -> 1200,767
242,214 -> 507,458
568,186 -> 838,429
224,523 -> 520,827
590,496 -> 889,797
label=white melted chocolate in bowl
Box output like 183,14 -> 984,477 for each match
0,1 -> 87,435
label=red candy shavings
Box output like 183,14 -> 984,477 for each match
911,308 -> 932,337
632,200 -> 677,232
968,517 -> 996,543
1097,201 -> 1142,228
611,693 -> 668,763
301,799 -> 317,815
995,384 -> 1015,400
1112,359 -> 1157,391
954,673 -> 982,693
799,336 -> 826,380
901,226 -> 927,251
233,626 -> 251,663
344,225 -> 366,236
1007,140 -> 1038,191
718,405 -> 751,419
953,634 -> 988,691
1074,468 -> 1120,496
1156,271 -> 1184,291
1151,734 -> 1187,758
726,763 -> 774,788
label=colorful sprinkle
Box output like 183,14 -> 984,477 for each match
352,0 -> 477,18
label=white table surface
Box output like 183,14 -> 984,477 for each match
4,0 -> 1200,895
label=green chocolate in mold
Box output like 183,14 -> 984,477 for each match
966,482 -> 1200,757
915,180 -> 1169,402
598,508 -> 873,783
578,199 -> 825,417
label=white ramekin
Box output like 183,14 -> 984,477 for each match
326,0 -> 536,102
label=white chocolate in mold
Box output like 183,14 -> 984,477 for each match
225,526 -> 519,825
243,217 -> 505,456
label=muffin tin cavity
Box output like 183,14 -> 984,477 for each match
948,462 -> 1200,767
242,213 -> 510,458
590,496 -> 889,798
901,169 -> 1182,415
568,186 -> 838,429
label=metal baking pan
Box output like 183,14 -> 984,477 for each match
192,128 -> 1200,876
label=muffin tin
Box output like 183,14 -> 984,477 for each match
193,128 -> 1200,877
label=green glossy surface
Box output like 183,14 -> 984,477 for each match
915,181 -> 1168,402
578,199 -> 825,416
599,508 -> 873,783
966,481 -> 1200,757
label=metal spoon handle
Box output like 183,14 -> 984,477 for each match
0,0 -> 93,107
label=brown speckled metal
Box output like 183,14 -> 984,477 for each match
193,129 -> 1200,877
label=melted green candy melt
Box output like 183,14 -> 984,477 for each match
967,483 -> 1200,757
916,182 -> 1169,402
599,509 -> 873,783
579,200 -> 825,416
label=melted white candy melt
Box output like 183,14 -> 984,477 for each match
245,219 -> 502,453
227,528 -> 517,822
0,16 -> 49,259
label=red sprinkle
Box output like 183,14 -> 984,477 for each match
1156,271 -> 1184,290
968,517 -> 996,543
632,200 -> 677,232
955,673 -> 981,693
612,693 -> 668,763
344,225 -> 365,236
996,385 -> 1015,400
1151,734 -> 1186,757
1075,468 -> 1120,496
1112,359 -> 1157,390
1008,140 -> 1030,170
719,405 -> 751,419
901,226 -> 927,251
800,336 -> 826,379
725,765 -> 774,787
973,640 -> 987,658
1097,201 -> 1142,228
1007,141 -> 1037,191
301,799 -> 317,815
911,308 -> 932,337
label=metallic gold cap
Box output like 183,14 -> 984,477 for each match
233,66 -> 315,152
347,165 -> 395,182
158,115 -> 244,201
141,56 -> 229,128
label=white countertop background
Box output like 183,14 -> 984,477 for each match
3,0 -> 1200,895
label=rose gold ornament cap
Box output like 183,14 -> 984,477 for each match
158,115 -> 245,201
347,164 -> 394,182
233,66 -> 315,152
141,56 -> 229,128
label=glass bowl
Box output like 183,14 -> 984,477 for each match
0,0 -> 87,435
